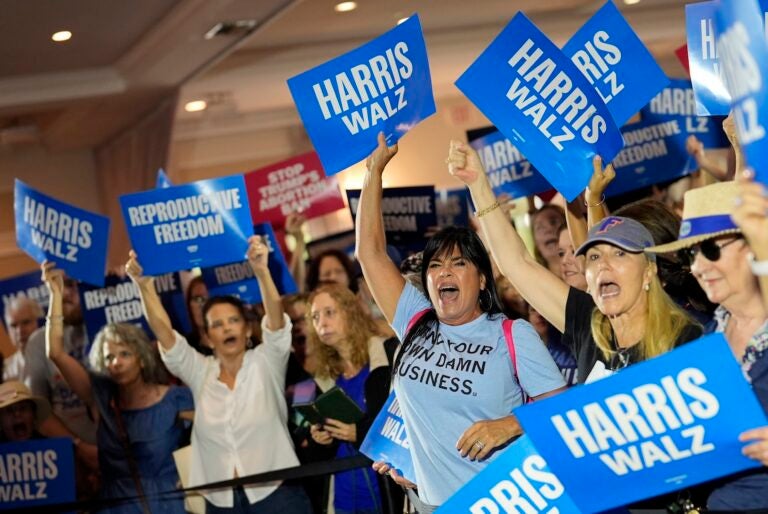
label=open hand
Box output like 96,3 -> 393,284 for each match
456,416 -> 522,461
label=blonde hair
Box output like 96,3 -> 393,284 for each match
307,284 -> 378,380
591,261 -> 696,362
88,323 -> 167,384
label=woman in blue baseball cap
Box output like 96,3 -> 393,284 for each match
446,141 -> 703,385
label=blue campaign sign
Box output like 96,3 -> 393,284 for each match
563,0 -> 669,126
435,188 -> 470,228
360,392 -> 415,484
0,437 -> 75,510
79,272 -> 184,343
716,0 -> 768,186
686,1 -> 730,116
640,78 -> 729,148
606,117 -> 697,197
467,128 -> 552,198
346,186 -> 436,249
0,270 -> 49,332
515,333 -> 768,513
14,180 -> 110,287
120,175 -> 253,275
287,15 -> 436,176
436,435 -> 580,514
455,13 -> 624,202
686,0 -> 768,116
156,168 -> 172,189
201,223 -> 297,305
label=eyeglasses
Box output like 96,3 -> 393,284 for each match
678,237 -> 743,266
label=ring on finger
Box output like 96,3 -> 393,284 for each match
473,440 -> 485,450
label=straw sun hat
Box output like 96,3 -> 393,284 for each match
645,181 -> 741,254
0,380 -> 51,425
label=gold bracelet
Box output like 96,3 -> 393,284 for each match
475,201 -> 500,218
584,195 -> 605,208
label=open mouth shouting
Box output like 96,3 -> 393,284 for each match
598,280 -> 621,300
437,282 -> 460,304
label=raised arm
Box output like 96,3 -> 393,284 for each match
732,171 -> 768,311
247,235 -> 284,331
125,251 -> 175,350
585,156 -> 615,229
286,213 -> 308,293
686,135 -> 732,181
354,132 -> 405,325
447,141 -> 569,332
41,262 -> 93,407
723,113 -> 744,178
565,195 -> 588,250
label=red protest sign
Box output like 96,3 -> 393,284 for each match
245,152 -> 346,228
675,44 -> 690,76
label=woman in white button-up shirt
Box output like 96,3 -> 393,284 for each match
127,236 -> 312,514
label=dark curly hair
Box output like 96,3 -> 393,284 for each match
393,226 -> 504,379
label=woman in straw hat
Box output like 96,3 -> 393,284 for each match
446,142 -> 703,385
0,380 -> 51,442
647,181 -> 768,511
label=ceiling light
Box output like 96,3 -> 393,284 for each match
397,17 -> 409,25
334,2 -> 357,13
623,0 -> 641,4
51,31 -> 72,42
184,100 -> 207,113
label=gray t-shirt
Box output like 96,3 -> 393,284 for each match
392,282 -> 565,506
22,325 -> 96,443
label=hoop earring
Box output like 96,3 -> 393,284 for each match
479,288 -> 492,311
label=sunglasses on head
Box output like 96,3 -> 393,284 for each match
677,236 -> 743,266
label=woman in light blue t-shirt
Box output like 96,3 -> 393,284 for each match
355,134 -> 567,512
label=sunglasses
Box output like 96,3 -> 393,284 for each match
678,236 -> 743,266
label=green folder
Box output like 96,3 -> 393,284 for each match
294,386 -> 365,425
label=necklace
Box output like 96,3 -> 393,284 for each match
609,334 -> 633,371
